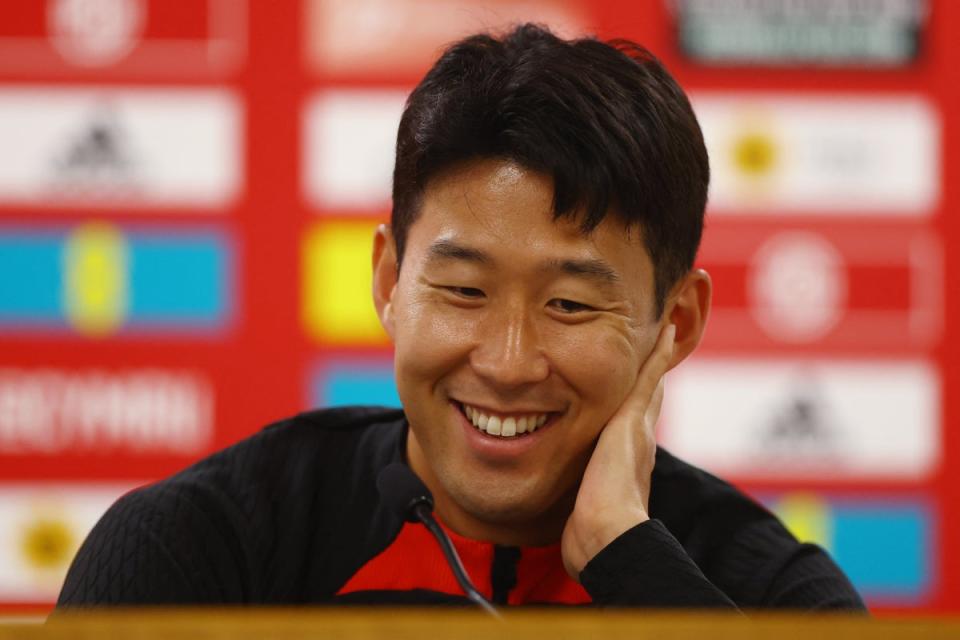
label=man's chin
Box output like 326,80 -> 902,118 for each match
439,478 -> 574,545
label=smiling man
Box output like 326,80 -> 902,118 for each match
58,25 -> 864,610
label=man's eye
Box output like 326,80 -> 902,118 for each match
549,299 -> 594,314
446,286 -> 485,299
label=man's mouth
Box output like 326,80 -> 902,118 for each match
456,402 -> 555,438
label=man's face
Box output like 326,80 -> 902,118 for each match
378,158 -> 663,544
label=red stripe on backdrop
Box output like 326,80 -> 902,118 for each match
930,0 -> 960,615
707,264 -> 912,311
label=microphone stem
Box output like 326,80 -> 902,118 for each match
413,504 -> 503,620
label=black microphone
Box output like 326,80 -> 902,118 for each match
377,463 -> 501,619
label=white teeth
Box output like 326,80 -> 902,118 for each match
462,404 -> 550,438
530,415 -> 543,432
516,417 -> 528,434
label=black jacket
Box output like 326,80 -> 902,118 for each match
57,406 -> 865,610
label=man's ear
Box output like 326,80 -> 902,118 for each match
372,224 -> 398,341
662,268 -> 711,371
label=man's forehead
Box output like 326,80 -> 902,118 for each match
411,212 -> 648,267
409,157 -> 651,270
421,158 -> 641,232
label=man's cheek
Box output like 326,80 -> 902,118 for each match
395,311 -> 478,383
397,298 -> 477,344
593,338 -> 646,422
559,326 -> 641,386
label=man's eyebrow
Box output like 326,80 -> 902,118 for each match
546,258 -> 622,285
425,239 -> 492,264
424,241 -> 622,286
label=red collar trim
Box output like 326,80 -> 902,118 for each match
337,520 -> 590,605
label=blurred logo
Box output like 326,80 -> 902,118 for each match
0,485 -> 135,602
732,129 -> 779,178
758,376 -> 837,456
675,0 -> 927,67
0,1 -> 246,75
769,493 -> 932,603
52,107 -> 141,199
0,87 -> 242,208
19,515 -> 76,571
749,232 -> 847,343
695,93 -> 939,215
661,359 -> 940,481
0,222 -> 233,337
48,0 -> 146,67
0,367 -> 215,455
302,221 -> 387,345
698,224 -> 942,350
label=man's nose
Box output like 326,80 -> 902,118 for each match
469,308 -> 549,388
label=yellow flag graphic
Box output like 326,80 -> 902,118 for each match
302,221 -> 387,345
63,223 -> 129,337
774,493 -> 834,552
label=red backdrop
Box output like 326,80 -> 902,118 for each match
0,0 -> 955,615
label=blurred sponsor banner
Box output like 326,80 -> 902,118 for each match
0,87 -> 242,208
0,223 -> 234,337
301,220 -> 386,345
699,224 -> 942,349
0,483 -> 135,602
0,0 -> 246,75
694,93 -> 939,215
309,357 -> 399,409
302,90 -> 406,211
675,0 -> 927,67
302,91 -> 941,217
661,359 -> 939,481
768,493 -> 933,602
305,0 -> 588,77
0,367 -> 214,456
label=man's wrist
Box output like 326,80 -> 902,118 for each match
565,507 -> 650,577
588,509 -> 650,559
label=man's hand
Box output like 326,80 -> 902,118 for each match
560,323 -> 676,580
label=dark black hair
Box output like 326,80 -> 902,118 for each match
391,23 -> 709,317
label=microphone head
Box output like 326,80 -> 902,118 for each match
377,462 -> 434,522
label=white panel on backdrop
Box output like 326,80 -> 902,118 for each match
693,93 -> 940,215
0,87 -> 242,208
660,359 -> 940,480
0,368 -> 214,455
0,484 -> 136,602
303,90 -> 407,210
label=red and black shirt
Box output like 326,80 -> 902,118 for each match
58,406 -> 865,610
